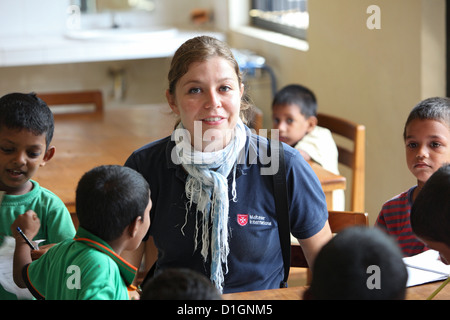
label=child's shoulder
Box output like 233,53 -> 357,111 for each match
382,186 -> 416,207
41,236 -> 117,272
30,180 -> 68,208
311,126 -> 335,142
0,180 -> 64,207
314,125 -> 332,134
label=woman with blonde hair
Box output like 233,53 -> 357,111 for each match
125,36 -> 331,294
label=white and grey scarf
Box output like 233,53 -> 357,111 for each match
172,119 -> 247,292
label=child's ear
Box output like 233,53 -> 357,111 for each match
40,146 -> 55,167
128,216 -> 142,238
306,116 -> 318,134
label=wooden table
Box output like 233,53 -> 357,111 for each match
222,280 -> 450,300
34,105 -> 345,219
34,104 -> 175,215
307,161 -> 346,209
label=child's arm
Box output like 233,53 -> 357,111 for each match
10,210 -> 41,288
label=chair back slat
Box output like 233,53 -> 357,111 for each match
291,211 -> 369,269
317,113 -> 365,212
37,90 -> 104,116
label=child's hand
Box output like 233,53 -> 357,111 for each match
10,210 -> 41,288
128,288 -> 141,300
10,210 -> 41,242
31,243 -> 55,260
439,253 -> 449,265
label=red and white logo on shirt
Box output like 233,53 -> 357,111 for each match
236,214 -> 272,227
237,214 -> 248,226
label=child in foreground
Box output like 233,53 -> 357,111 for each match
11,165 -> 151,300
376,97 -> 450,256
271,84 -> 343,210
304,226 -> 408,300
411,164 -> 450,264
0,92 -> 75,299
141,268 -> 222,300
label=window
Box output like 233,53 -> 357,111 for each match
250,0 -> 308,40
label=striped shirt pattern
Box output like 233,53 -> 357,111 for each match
376,186 -> 428,257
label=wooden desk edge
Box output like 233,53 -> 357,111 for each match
222,286 -> 307,300
222,280 -> 450,300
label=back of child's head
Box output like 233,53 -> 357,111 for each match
403,97 -> 450,140
75,165 -> 150,242
272,84 -> 317,118
0,92 -> 54,150
307,226 -> 407,300
411,163 -> 450,246
141,268 -> 222,300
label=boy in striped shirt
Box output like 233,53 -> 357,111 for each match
375,97 -> 450,256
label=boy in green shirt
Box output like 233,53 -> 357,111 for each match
0,93 -> 76,299
11,165 -> 151,300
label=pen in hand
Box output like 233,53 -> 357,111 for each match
16,227 -> 37,250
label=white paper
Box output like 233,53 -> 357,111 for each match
0,236 -> 35,299
403,250 -> 450,287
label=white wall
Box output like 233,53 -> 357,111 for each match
0,0 -> 216,36
0,0 -> 446,224
0,0 -> 68,37
228,0 -> 446,223
0,0 -> 215,106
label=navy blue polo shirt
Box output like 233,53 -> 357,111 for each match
125,128 -> 327,293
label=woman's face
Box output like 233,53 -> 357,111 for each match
167,56 -> 244,152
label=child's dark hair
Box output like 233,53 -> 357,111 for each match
141,268 -> 222,300
411,163 -> 450,246
0,92 -> 54,150
403,97 -> 450,140
272,84 -> 317,118
307,226 -> 407,300
76,165 -> 150,242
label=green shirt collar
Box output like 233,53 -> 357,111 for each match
74,227 -> 137,288
1,180 -> 39,205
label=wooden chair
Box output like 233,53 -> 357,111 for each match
317,113 -> 365,212
37,90 -> 104,116
290,210 -> 369,282
244,105 -> 263,132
